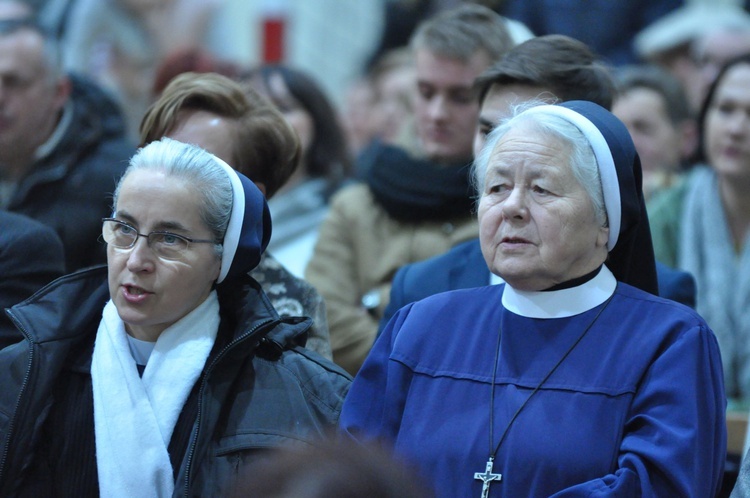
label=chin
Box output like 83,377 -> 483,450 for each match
497,269 -> 545,291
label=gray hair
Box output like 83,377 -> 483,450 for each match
473,102 -> 607,226
113,138 -> 233,254
409,3 -> 514,62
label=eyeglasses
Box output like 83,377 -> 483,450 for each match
102,218 -> 216,260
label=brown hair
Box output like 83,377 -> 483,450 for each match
409,3 -> 513,62
140,72 -> 300,198
474,34 -> 615,109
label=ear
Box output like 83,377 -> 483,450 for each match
253,181 -> 267,197
211,254 -> 222,282
52,75 -> 72,112
596,225 -> 610,249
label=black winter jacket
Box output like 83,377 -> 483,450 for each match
0,266 -> 351,497
7,75 -> 135,272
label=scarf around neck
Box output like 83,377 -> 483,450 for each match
91,292 -> 220,497
360,142 -> 475,222
679,166 -> 750,398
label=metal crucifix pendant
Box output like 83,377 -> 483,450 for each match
474,457 -> 502,498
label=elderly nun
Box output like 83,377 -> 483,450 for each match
340,101 -> 726,497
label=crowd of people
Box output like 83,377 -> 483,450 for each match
2,0 -> 750,496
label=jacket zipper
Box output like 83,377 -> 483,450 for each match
182,318 -> 275,496
0,310 -> 35,487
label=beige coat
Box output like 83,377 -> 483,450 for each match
305,183 -> 478,375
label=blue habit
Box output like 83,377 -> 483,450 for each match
341,267 -> 726,497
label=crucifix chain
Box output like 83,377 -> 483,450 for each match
474,296 -> 612,497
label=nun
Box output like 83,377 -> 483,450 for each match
0,138 -> 350,496
340,101 -> 726,497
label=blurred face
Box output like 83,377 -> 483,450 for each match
166,109 -> 267,196
376,64 -> 416,143
107,169 -> 221,342
695,31 -> 750,108
259,72 -> 314,157
474,84 -> 553,157
613,87 -> 683,175
478,122 -> 609,291
342,79 -> 376,154
705,62 -> 750,183
167,109 -> 236,164
414,48 -> 490,164
0,30 -> 68,175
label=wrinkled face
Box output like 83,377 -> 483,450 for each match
477,122 -> 609,291
107,169 -> 222,342
613,87 -> 683,175
705,62 -> 750,183
474,83 -> 554,157
414,48 -> 490,164
0,30 -> 67,171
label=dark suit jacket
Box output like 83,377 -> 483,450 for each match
1,210 -> 65,348
380,238 -> 697,335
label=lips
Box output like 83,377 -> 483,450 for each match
424,127 -> 451,141
721,146 -> 744,159
501,236 -> 531,244
122,284 -> 153,303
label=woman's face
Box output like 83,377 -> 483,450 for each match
478,122 -> 609,291
705,62 -> 750,182
261,72 -> 315,156
107,169 -> 222,342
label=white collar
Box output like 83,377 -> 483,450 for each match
501,266 -> 616,318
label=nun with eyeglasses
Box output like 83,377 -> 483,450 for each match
340,101 -> 726,497
0,137 -> 350,497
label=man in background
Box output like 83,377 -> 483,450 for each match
305,4 -> 515,375
0,1 -> 134,271
381,34 -> 698,335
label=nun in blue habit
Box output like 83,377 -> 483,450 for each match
340,101 -> 726,497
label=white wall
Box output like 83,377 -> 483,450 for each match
207,0 -> 383,108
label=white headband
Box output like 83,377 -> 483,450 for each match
213,156 -> 245,284
523,105 -> 621,250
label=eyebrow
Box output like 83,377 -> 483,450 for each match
115,211 -> 192,233
478,116 -> 495,128
487,162 -> 553,179
417,80 -> 473,92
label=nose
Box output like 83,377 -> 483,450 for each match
426,95 -> 449,122
125,236 -> 156,273
725,110 -> 750,136
500,186 -> 529,221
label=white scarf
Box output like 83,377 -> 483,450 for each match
679,167 -> 750,398
91,292 -> 220,498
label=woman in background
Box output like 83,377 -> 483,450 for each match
649,53 -> 750,400
243,64 -> 353,278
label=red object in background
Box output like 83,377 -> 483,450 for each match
262,16 -> 285,63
